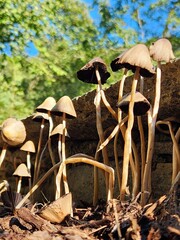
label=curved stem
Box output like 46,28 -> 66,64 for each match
57,157 -> 114,211
168,124 -> 180,182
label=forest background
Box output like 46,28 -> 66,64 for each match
0,0 -> 179,121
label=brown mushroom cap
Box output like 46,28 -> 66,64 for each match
77,57 -> 110,84
32,112 -> 49,122
13,163 -> 31,177
149,38 -> 175,63
156,114 -> 180,134
111,44 -> 155,78
117,91 -> 151,116
50,124 -> 69,138
1,118 -> 26,146
36,97 -> 56,113
51,96 -> 77,119
20,140 -> 36,153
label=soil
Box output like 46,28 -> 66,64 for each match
0,176 -> 179,240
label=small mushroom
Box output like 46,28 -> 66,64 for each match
13,163 -> 31,193
36,97 -> 56,173
0,118 -> 26,168
77,57 -> 111,196
20,140 -> 36,190
117,91 -> 151,116
51,96 -> 77,198
32,112 -> 49,184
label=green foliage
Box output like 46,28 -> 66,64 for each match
0,0 -> 179,122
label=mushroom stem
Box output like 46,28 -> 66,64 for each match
33,118 -> 45,185
137,76 -> 146,186
0,144 -> 7,168
120,67 -> 140,200
93,141 -> 101,206
118,68 -> 128,121
95,67 -> 110,193
17,176 -> 22,193
168,123 -> 180,182
173,128 -> 180,181
26,152 -> 31,190
58,134 -> 62,163
142,62 -> 161,206
56,112 -> 69,199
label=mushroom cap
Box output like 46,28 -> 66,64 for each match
36,97 -> 56,113
117,91 -> 151,116
149,38 -> 175,63
1,118 -> 26,146
51,96 -> 77,119
13,163 -> 31,177
111,44 -> 155,77
32,112 -> 49,122
156,114 -> 180,134
77,57 -> 110,84
50,124 -> 70,138
20,140 -> 36,153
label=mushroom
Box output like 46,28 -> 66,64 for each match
112,44 -> 154,200
77,57 -> 111,195
36,97 -> 56,172
141,38 -> 175,205
0,118 -> 26,167
20,140 -> 36,190
156,115 -> 180,182
13,163 -> 31,193
32,112 -> 49,184
51,96 -> 77,198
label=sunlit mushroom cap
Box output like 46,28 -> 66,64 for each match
32,112 -> 49,122
117,92 -> 151,116
36,97 -> 56,113
1,118 -> 26,146
77,57 -> 110,84
156,114 -> 180,134
111,44 -> 155,77
50,124 -> 70,138
51,96 -> 77,119
13,163 -> 31,177
149,38 -> 175,63
20,140 -> 36,153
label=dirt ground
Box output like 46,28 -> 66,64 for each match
0,176 -> 179,240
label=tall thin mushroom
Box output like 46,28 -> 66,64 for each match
142,38 -> 175,205
114,44 -> 155,200
36,97 -> 56,174
51,96 -> 77,198
0,118 -> 26,167
13,163 -> 31,193
77,57 -> 111,194
32,112 -> 49,184
20,140 -> 36,190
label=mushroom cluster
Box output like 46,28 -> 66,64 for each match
0,38 -> 177,218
